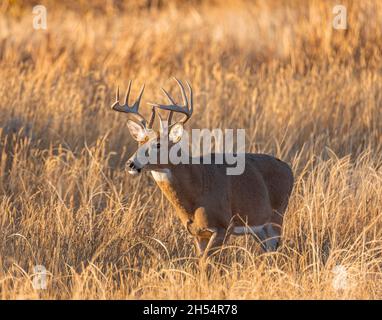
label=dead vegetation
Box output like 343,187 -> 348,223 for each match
0,0 -> 381,299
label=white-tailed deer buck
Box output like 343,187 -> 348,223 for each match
111,78 -> 294,257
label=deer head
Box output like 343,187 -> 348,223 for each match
111,78 -> 193,175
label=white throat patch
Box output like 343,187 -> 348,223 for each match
151,169 -> 172,183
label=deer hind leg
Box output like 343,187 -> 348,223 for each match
263,223 -> 280,252
267,207 -> 285,250
232,225 -> 280,252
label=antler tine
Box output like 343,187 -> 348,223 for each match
116,86 -> 120,102
147,78 -> 193,126
160,87 -> 175,126
111,81 -> 148,126
132,84 -> 145,112
174,77 -> 188,108
124,80 -> 132,106
167,110 -> 174,125
161,87 -> 176,104
186,80 -> 193,115
148,106 -> 156,129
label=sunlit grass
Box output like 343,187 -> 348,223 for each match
0,0 -> 381,299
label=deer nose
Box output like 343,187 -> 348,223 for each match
126,160 -> 142,173
127,160 -> 135,169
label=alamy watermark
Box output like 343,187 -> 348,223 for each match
32,265 -> 47,290
32,5 -> 47,30
333,5 -> 347,30
332,265 -> 348,290
32,4 -> 347,32
129,122 -> 246,176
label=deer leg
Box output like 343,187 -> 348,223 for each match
202,228 -> 227,258
269,209 -> 284,248
263,223 -> 281,252
194,237 -> 209,257
233,225 -> 277,252
248,226 -> 268,252
249,224 -> 280,252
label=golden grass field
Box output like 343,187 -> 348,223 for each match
0,0 -> 382,299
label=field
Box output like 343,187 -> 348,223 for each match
0,0 -> 382,299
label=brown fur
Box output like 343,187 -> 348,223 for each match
151,153 -> 294,256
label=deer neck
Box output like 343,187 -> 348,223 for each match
151,168 -> 173,183
150,165 -> 200,224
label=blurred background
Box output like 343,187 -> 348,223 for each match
0,0 -> 381,299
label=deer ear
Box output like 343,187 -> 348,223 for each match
169,123 -> 184,144
127,120 -> 146,142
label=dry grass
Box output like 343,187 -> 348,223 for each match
0,0 -> 382,299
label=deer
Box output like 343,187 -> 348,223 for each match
111,78 -> 294,257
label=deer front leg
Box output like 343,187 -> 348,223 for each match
194,237 -> 209,257
196,228 -> 226,258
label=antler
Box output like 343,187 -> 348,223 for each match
148,77 -> 193,127
111,80 -> 155,128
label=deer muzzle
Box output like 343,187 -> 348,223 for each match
126,160 -> 142,175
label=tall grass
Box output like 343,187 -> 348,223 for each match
0,0 -> 381,299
